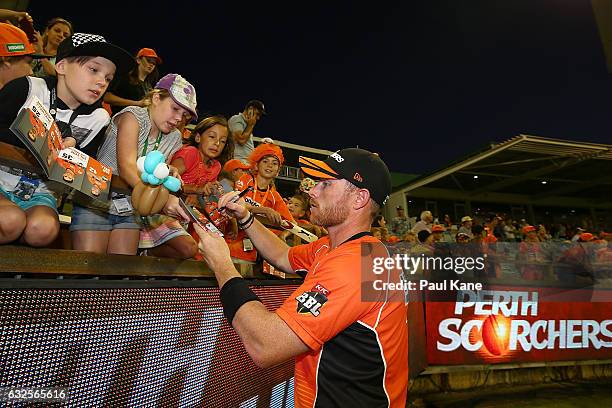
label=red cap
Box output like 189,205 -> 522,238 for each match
580,232 -> 594,242
223,159 -> 250,173
522,225 -> 536,234
387,235 -> 400,243
136,47 -> 162,64
0,23 -> 46,58
431,224 -> 445,232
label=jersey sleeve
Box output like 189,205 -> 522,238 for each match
277,247 -> 373,350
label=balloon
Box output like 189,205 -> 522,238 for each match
136,156 -> 146,173
150,186 -> 169,214
131,181 -> 146,207
147,173 -> 161,185
163,176 -> 181,192
144,150 -> 164,173
133,150 -> 180,215
153,163 -> 170,179
138,186 -> 159,215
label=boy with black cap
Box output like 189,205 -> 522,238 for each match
0,32 -> 133,247
228,99 -> 266,165
194,148 -> 408,408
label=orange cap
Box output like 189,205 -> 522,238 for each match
387,235 -> 400,243
431,224 -> 445,232
248,143 -> 284,169
136,47 -> 162,64
0,23 -> 41,57
522,225 -> 536,234
579,232 -> 594,242
223,159 -> 250,173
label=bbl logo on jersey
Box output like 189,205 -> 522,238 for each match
296,283 -> 330,317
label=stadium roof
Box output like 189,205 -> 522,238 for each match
393,135 -> 612,209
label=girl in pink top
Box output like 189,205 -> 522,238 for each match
171,115 -> 233,203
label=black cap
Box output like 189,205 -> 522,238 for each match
56,33 -> 135,75
299,148 -> 391,207
245,100 -> 266,115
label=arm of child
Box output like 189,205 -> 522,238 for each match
115,113 -> 141,188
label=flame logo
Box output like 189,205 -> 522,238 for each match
481,315 -> 511,356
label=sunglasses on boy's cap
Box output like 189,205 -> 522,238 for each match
56,33 -> 135,74
0,23 -> 48,58
298,148 -> 391,207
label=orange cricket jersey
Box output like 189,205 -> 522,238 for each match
227,174 -> 294,261
276,233 -> 408,408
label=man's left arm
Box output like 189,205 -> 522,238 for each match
195,225 -> 309,368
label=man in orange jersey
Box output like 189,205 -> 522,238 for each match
195,148 -> 408,407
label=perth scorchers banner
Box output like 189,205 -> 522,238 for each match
426,286 -> 612,365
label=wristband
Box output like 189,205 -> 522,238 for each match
237,212 -> 253,225
238,212 -> 254,230
220,277 -> 261,324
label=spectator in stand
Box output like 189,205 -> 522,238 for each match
372,214 -> 386,229
371,214 -> 389,240
456,231 -> 470,244
556,232 -> 596,284
504,218 -> 517,242
227,142 -> 294,263
493,215 -> 506,240
431,224 -> 445,243
0,23 -> 46,91
70,73 -> 196,255
410,230 -> 434,276
371,227 -> 383,241
137,115 -> 234,259
403,231 -> 416,243
537,224 -> 551,242
104,48 -> 161,115
0,32 -> 133,248
31,17 -> 73,77
228,100 -> 266,165
390,205 -> 410,237
458,215 -> 474,239
518,225 -> 546,280
171,116 -> 232,203
571,226 -> 585,242
412,210 -> 433,234
443,214 -> 452,228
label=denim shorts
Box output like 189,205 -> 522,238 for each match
70,204 -> 139,231
0,187 -> 58,213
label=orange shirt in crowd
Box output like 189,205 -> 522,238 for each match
227,174 -> 294,261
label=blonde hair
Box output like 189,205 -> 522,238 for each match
141,88 -> 171,108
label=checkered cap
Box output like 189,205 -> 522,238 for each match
56,32 -> 135,74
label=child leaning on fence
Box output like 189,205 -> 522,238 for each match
70,74 -> 197,255
0,32 -> 133,247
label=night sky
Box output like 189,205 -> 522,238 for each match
28,0 -> 612,174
